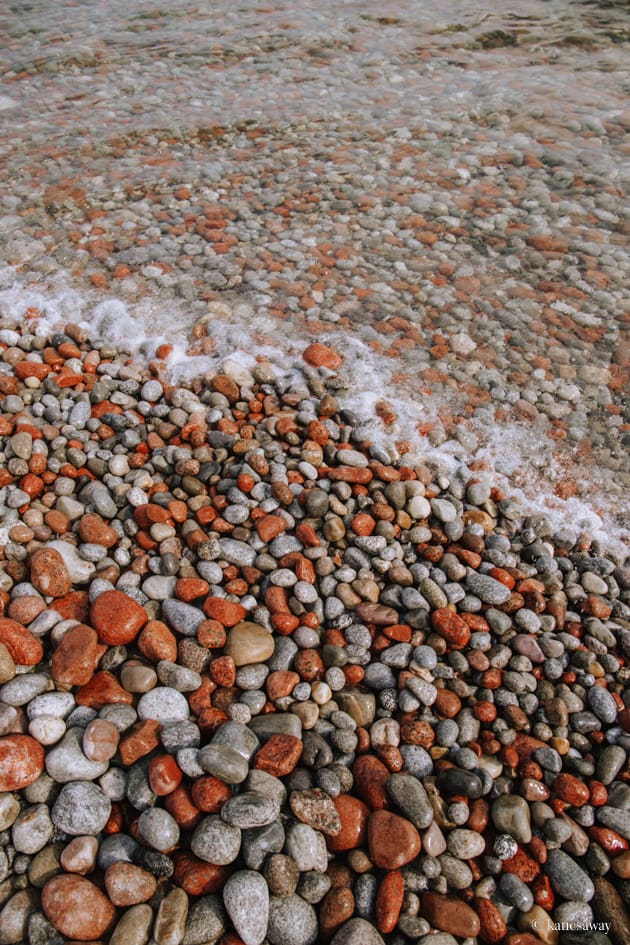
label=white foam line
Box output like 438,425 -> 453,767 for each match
0,272 -> 627,559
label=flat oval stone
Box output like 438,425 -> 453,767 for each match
223,869 -> 269,945
437,768 -> 483,800
192,815 -> 242,865
466,573 -> 511,605
387,774 -> 434,830
137,687 -> 189,723
91,589 -> 147,645
223,621 -> 275,666
587,686 -> 618,724
52,781 -> 112,835
45,728 -> 110,783
447,828 -> 486,860
42,874 -> 115,940
491,795 -> 532,844
420,892 -> 481,938
199,745 -> 250,784
545,849 -> 595,902
220,791 -> 281,829
368,810 -> 421,869
267,894 -> 318,945
0,734 -> 44,791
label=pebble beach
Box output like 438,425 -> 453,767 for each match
0,2 -> 629,944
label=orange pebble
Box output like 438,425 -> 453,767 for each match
148,754 -> 183,796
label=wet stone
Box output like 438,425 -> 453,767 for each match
545,849 -> 595,902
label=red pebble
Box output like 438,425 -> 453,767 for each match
0,734 -> 45,791
148,754 -> 183,795
431,608 -> 471,649
376,870 -> 405,934
0,617 -> 43,665
90,590 -> 147,645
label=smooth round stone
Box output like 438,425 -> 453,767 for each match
0,673 -> 49,706
596,746 -> 626,785
29,716 -> 66,746
137,807 -> 180,852
387,774 -> 434,830
199,745 -> 250,784
220,791 -> 281,829
241,820 -> 286,871
105,862 -> 157,906
162,599 -> 206,636
12,804 -> 53,854
437,768 -> 483,800
60,835 -> 99,875
158,660 -> 202,692
223,870 -> 269,945
223,621 -> 275,666
41,874 -> 115,939
264,854 -> 300,899
52,781 -> 112,836
0,793 -> 20,831
182,895 -> 226,945
545,849 -> 595,902
27,692 -> 75,720
466,572 -> 511,605
45,728 -> 110,783
213,720 -> 261,759
446,828 -> 486,860
142,575 -> 177,600
439,854 -> 473,889
137,687 -> 189,723
491,795 -> 532,843
154,887 -> 189,945
110,904 -> 154,945
82,718 -> 120,762
285,823 -> 327,873
499,872 -> 534,911
267,894 -> 318,945
192,815 -> 242,865
368,810 -> 421,869
0,889 -> 39,944
120,662 -> 158,693
330,918 -> 386,945
588,687 -> 618,724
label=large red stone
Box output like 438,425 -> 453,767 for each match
90,590 -> 147,645
421,892 -> 481,938
0,618 -> 43,666
368,810 -> 421,869
327,795 -> 370,852
353,755 -> 390,810
431,609 -> 471,649
42,875 -> 116,940
29,548 -> 72,597
0,735 -> 45,791
51,624 -> 98,686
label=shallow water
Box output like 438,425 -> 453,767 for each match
0,0 -> 629,552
